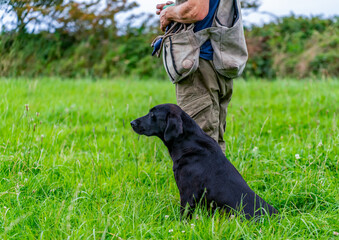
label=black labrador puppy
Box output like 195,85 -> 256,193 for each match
131,104 -> 278,219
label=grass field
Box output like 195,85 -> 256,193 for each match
0,78 -> 338,239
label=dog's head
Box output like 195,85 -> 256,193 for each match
130,104 -> 183,142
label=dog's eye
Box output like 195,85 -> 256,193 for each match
150,112 -> 157,120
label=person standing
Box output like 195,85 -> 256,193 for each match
156,0 -> 234,153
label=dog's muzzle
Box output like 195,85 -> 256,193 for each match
130,119 -> 145,135
130,120 -> 138,129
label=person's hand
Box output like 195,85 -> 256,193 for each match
159,9 -> 172,32
156,1 -> 174,15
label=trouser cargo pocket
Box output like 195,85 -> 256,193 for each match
178,91 -> 218,135
181,93 -> 213,119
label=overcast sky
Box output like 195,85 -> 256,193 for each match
133,0 -> 339,25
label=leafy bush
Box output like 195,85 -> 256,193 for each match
245,16 -> 339,78
0,15 -> 338,79
0,25 -> 165,79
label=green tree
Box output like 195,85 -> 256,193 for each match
241,0 -> 261,11
0,0 -> 138,34
0,0 -> 63,32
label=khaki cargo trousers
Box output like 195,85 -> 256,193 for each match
175,58 -> 233,152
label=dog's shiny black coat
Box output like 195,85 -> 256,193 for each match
131,104 -> 278,219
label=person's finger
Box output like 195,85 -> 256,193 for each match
156,3 -> 166,15
160,21 -> 165,32
156,3 -> 166,10
161,21 -> 169,32
166,1 -> 174,5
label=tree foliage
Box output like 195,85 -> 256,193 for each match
0,0 -> 260,34
0,1 -> 338,79
241,0 -> 261,11
0,0 -> 138,35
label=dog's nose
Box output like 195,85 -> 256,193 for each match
130,120 -> 137,128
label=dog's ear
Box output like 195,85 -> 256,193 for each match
164,113 -> 183,142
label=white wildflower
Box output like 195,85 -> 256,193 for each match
317,141 -> 323,147
295,154 -> 301,160
169,229 -> 173,233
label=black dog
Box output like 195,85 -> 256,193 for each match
131,104 -> 278,219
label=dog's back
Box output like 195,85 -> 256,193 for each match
169,108 -> 278,218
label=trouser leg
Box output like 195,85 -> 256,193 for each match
175,58 -> 233,152
217,77 -> 233,152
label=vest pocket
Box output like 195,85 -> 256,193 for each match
162,30 -> 200,83
210,0 -> 248,79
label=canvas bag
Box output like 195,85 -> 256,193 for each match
156,0 -> 248,83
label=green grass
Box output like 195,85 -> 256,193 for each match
0,78 -> 338,239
